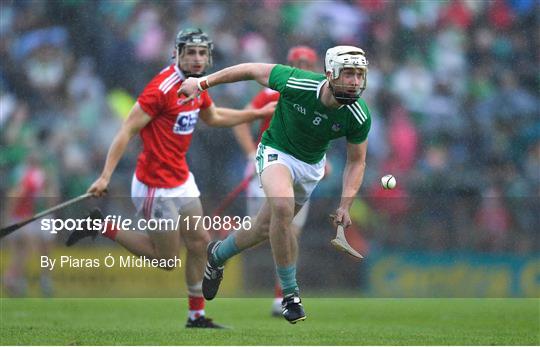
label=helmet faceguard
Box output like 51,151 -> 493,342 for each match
325,46 -> 369,105
175,28 -> 213,78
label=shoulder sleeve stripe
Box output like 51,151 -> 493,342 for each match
162,76 -> 180,94
350,103 -> 367,121
349,103 -> 364,121
160,75 -> 180,94
346,105 -> 366,125
350,109 -> 364,125
158,73 -> 176,90
287,80 -> 320,88
352,102 -> 369,121
289,77 -> 320,85
285,83 -> 318,91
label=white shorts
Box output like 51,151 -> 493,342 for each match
131,172 -> 200,221
255,144 -> 325,205
246,173 -> 310,228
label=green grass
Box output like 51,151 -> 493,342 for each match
0,298 -> 538,345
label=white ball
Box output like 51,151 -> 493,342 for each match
381,174 -> 397,190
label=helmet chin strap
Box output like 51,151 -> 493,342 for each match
177,63 -> 206,78
328,80 -> 361,105
182,70 -> 205,78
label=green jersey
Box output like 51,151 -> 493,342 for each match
261,64 -> 371,164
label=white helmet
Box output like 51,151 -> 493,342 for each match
325,46 -> 369,104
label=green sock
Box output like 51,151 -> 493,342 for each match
213,234 -> 240,266
276,264 -> 298,296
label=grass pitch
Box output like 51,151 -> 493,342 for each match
0,298 -> 538,345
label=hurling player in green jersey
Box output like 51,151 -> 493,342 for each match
179,46 -> 371,324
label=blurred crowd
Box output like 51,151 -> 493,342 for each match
1,0 -> 538,254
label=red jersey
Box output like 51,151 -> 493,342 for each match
251,87 -> 280,141
136,64 -> 212,188
12,165 -> 46,218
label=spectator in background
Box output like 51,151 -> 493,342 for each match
475,185 -> 512,252
3,150 -> 59,297
391,54 -> 434,115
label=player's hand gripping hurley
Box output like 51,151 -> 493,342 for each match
329,214 -> 363,259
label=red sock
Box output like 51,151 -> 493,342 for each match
188,295 -> 205,311
102,222 -> 118,241
274,280 -> 283,298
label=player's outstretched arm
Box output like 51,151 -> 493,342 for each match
88,103 -> 151,197
200,101 -> 276,128
332,140 -> 368,227
178,63 -> 276,102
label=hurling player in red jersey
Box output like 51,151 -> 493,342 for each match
232,46 -> 327,316
3,151 -> 58,297
66,29 -> 274,328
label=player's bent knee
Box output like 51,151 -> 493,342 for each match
269,199 -> 295,221
183,234 -> 209,254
